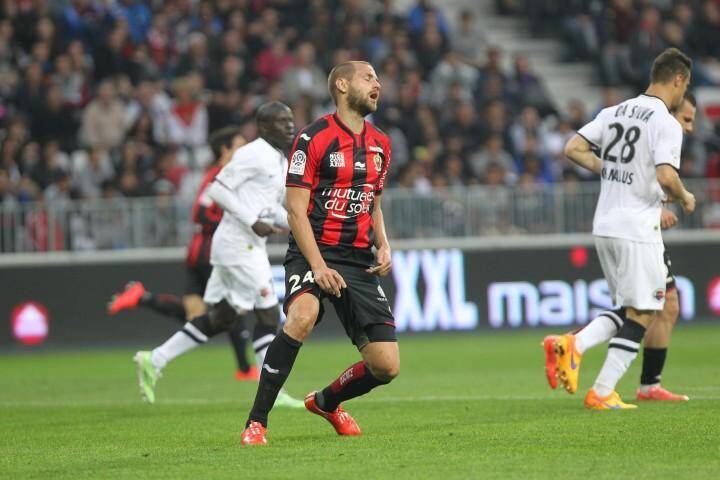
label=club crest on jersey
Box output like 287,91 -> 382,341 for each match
654,288 -> 665,301
373,153 -> 383,172
329,152 -> 345,167
289,150 -> 306,175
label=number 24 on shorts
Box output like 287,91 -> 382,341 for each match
288,271 -> 315,294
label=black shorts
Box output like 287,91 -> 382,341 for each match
185,264 -> 212,296
283,250 -> 396,350
664,247 -> 676,290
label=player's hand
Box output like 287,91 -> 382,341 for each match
680,191 -> 696,214
660,207 -> 678,230
251,221 -> 275,237
367,245 -> 392,276
313,264 -> 346,297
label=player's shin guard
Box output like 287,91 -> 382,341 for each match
247,331 -> 302,427
640,347 -> 667,386
141,293 -> 187,323
315,362 -> 389,412
575,308 -> 624,354
150,321 -> 208,370
593,318 -> 646,397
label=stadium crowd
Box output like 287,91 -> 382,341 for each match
0,0 -> 718,212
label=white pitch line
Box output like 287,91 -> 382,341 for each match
0,394 -> 718,408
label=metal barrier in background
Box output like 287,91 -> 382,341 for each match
2,180 -> 720,253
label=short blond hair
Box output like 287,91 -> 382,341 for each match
327,61 -> 370,104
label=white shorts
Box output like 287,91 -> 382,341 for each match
594,236 -> 666,311
203,252 -> 278,313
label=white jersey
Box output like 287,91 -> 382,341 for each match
578,94 -> 683,243
210,137 -> 287,265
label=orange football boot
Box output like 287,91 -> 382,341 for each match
108,281 -> 146,315
304,391 -> 361,436
240,421 -> 268,446
636,385 -> 689,402
542,335 -> 559,389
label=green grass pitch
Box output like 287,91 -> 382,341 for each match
2,325 -> 719,479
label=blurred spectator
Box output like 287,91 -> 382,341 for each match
73,148 -> 114,199
451,9 -> 486,66
281,42 -> 327,105
32,84 -> 79,152
161,75 -> 208,148
469,134 -> 516,183
79,79 -> 128,150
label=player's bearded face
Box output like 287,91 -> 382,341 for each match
347,83 -> 378,117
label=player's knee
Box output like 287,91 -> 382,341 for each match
183,295 -> 206,320
369,361 -> 400,383
284,297 -> 319,341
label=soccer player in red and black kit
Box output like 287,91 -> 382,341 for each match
241,61 -> 398,445
108,126 -> 258,380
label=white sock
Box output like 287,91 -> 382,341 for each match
151,323 -> 208,371
593,338 -> 640,397
639,383 -> 660,394
575,311 -> 622,354
253,333 -> 275,370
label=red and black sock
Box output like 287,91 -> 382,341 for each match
315,362 -> 389,413
140,292 -> 186,323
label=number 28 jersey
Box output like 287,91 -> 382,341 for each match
578,94 -> 683,243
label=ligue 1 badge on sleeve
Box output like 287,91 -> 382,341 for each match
373,153 -> 382,172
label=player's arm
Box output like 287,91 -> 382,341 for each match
655,121 -> 695,214
367,195 -> 392,276
286,187 -> 346,297
272,204 -> 289,232
656,165 -> 695,213
564,134 -> 602,175
660,205 -> 679,230
207,154 -> 273,236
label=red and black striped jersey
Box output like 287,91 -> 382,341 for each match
286,113 -> 392,253
186,164 -> 223,267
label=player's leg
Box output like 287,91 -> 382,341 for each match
253,305 -> 303,407
242,293 -> 318,445
182,293 -> 206,320
585,239 -> 665,409
546,308 -> 624,391
554,237 -> 619,394
586,307 -> 653,409
312,326 -> 399,416
242,257 -> 321,444
133,299 -> 239,403
108,281 -> 186,322
638,287 -> 688,400
305,266 -> 397,435
228,315 -> 256,380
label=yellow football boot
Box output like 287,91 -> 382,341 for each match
554,334 -> 582,394
585,388 -> 637,410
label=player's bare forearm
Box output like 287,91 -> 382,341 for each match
564,134 -> 602,174
286,187 -> 326,269
656,165 -> 695,213
368,196 -> 392,276
371,196 -> 390,250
